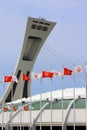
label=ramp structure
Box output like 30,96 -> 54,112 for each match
1,17 -> 56,103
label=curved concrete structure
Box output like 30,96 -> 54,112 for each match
63,98 -> 79,130
1,17 -> 56,103
0,88 -> 86,130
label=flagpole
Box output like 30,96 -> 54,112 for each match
2,102 -> 4,130
62,74 -> 64,130
20,72 -> 23,130
40,76 -> 42,130
40,69 -> 43,130
85,63 -> 87,130
73,66 -> 76,130
11,82 -> 13,130
22,73 -> 31,130
2,80 -> 5,130
2,74 -> 8,130
50,78 -> 53,130
11,72 -> 14,130
41,70 -> 53,130
29,72 -> 32,130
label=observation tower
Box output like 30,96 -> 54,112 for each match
1,17 -> 56,103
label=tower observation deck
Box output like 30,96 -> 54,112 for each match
1,17 -> 56,103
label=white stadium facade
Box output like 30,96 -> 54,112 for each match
0,17 -> 87,130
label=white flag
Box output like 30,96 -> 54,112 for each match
52,70 -> 62,77
31,73 -> 41,79
74,66 -> 83,73
12,75 -> 18,83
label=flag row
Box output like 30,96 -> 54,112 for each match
1,105 -> 29,112
2,66 -> 83,83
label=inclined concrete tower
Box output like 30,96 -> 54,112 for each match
1,17 -> 56,103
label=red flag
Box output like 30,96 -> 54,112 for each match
13,106 -> 17,111
42,71 -> 53,78
63,68 -> 72,75
22,74 -> 30,81
3,106 -> 9,111
24,105 -> 28,111
4,76 -> 12,82
4,75 -> 18,82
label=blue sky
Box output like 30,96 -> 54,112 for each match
0,0 -> 87,97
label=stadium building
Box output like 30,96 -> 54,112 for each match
0,17 -> 87,130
